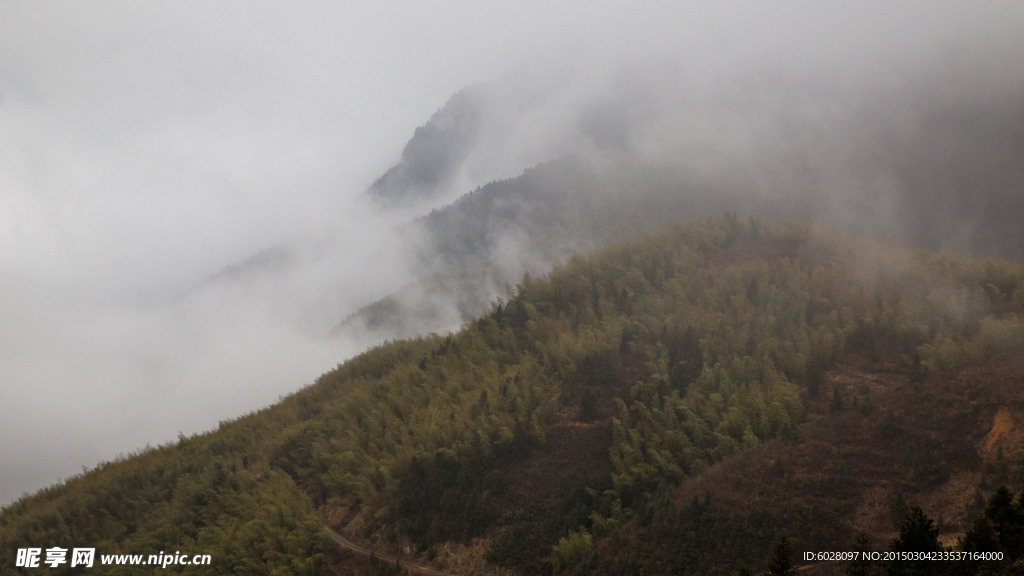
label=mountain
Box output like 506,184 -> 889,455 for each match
205,243 -> 295,284
338,60 -> 1024,344
8,54 -> 1023,575
338,154 -> 764,341
4,215 -> 1024,575
367,85 -> 489,209
207,59 -> 1024,348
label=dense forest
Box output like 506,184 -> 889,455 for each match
4,215 -> 1024,575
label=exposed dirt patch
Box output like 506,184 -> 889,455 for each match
985,406 -> 1014,450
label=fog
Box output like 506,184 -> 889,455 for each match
2,1 -> 1022,504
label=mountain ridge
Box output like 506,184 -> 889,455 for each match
5,215 -> 1024,575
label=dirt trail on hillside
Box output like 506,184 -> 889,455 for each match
325,526 -> 456,576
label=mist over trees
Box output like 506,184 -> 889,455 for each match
339,56 -> 1024,345
4,4 -> 1024,573
6,215 -> 1024,574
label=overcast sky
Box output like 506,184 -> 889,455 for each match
1,1 -> 1022,505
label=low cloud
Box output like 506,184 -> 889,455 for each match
3,1 -> 1023,504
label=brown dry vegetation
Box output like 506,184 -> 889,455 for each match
652,352 -> 1024,573
504,417 -> 613,511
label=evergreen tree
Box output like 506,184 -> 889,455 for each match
985,486 -> 1024,560
887,507 -> 943,576
953,517 -> 1002,576
960,516 -> 999,554
846,532 -> 875,576
766,536 -> 796,576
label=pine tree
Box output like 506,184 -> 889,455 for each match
887,507 -> 943,576
846,532 -> 875,576
766,536 -> 796,576
985,485 -> 1024,560
953,517 -> 1002,576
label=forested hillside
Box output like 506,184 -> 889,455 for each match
4,215 -> 1024,575
342,70 -> 1024,342
339,156 -> 767,340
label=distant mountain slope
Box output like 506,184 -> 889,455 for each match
401,74 -> 1024,264
872,91 -> 1024,262
338,156 -> 754,340
5,215 -> 1024,575
340,62 -> 1024,343
205,243 -> 294,283
367,85 -> 489,208
206,61 -> 1024,348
